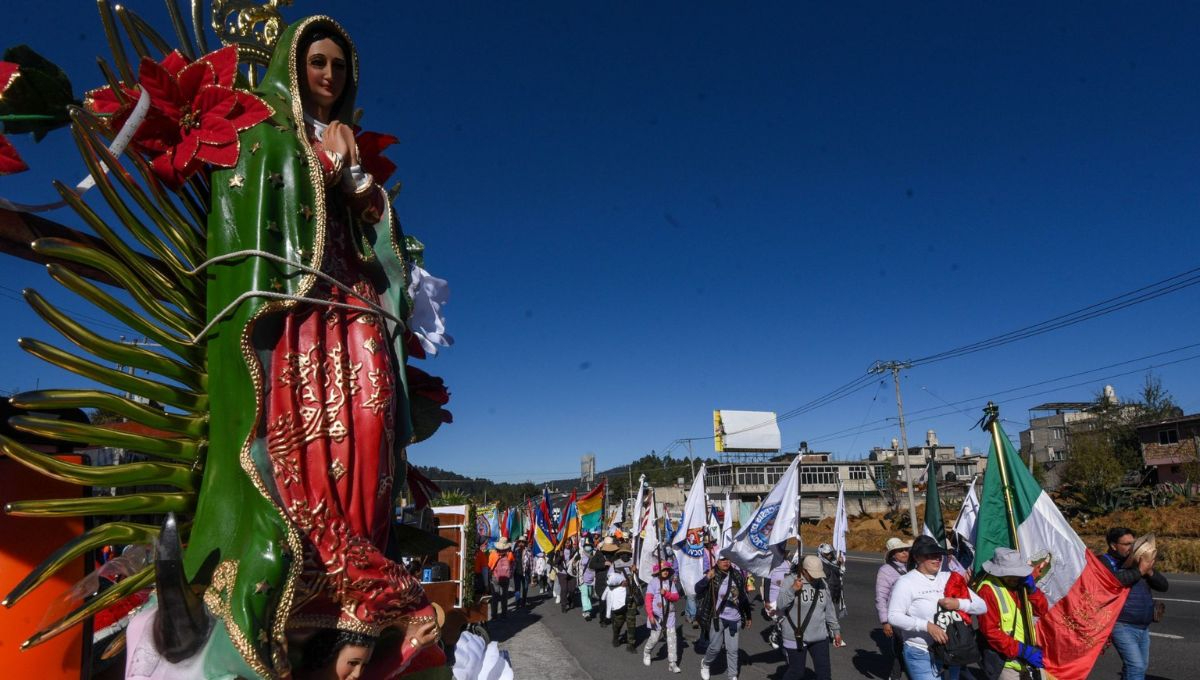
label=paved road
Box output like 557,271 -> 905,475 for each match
488,553 -> 1197,679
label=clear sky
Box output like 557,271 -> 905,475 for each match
2,1 -> 1199,483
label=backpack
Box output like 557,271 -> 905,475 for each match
492,553 -> 513,582
932,607 -> 982,666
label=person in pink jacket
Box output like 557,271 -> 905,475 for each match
643,561 -> 682,674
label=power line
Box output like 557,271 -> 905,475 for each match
804,349 -> 1200,446
908,266 -> 1200,367
0,283 -> 133,334
655,265 -> 1200,458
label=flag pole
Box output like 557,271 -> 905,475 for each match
984,402 -> 1041,679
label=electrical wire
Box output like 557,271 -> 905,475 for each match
806,350 -> 1200,445
909,266 -> 1200,367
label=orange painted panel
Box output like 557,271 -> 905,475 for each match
0,456 -> 86,678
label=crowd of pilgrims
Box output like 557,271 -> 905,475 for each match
474,525 -> 1167,680
476,529 -> 849,680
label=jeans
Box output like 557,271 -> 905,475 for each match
702,618 -> 741,676
783,639 -> 831,680
513,572 -> 528,606
902,643 -> 949,680
1110,621 -> 1150,680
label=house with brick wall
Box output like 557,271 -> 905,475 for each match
1137,413 -> 1200,484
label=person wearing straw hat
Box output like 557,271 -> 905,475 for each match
606,542 -> 641,652
1102,528 -> 1169,680
875,537 -> 911,680
595,536 -> 620,626
487,537 -> 515,619
887,535 -> 986,680
976,547 -> 1049,680
776,555 -> 842,680
643,560 -> 683,673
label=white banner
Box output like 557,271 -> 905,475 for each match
722,457 -> 799,578
672,464 -> 708,595
832,481 -> 848,560
721,494 -> 734,551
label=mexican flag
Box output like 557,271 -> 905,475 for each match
975,418 -> 1129,680
922,458 -> 947,545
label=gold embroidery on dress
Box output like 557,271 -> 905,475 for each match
329,458 -> 347,482
288,498 -> 328,533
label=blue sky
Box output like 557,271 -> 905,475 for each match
3,1 -> 1199,482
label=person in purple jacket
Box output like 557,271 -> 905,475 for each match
876,537 -> 911,680
643,561 -> 683,673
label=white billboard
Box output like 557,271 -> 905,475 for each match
713,410 -> 781,452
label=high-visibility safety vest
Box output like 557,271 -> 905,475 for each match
979,578 -> 1027,671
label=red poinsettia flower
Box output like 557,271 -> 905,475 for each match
84,47 -> 271,187
406,365 -> 451,410
354,127 -> 399,185
403,330 -> 427,360
0,61 -> 28,175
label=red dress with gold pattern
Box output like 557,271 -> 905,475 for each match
264,129 -> 427,637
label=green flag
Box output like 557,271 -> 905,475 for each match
922,458 -> 946,545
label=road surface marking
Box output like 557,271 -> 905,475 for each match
1154,597 -> 1200,604
1150,632 -> 1183,639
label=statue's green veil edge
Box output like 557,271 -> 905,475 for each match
184,16 -> 412,676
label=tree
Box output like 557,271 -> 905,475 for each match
1070,374 -> 1182,478
1062,431 -> 1124,500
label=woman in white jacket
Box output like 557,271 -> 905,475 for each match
887,536 -> 986,680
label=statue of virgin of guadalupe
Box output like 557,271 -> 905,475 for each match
180,15 -> 442,678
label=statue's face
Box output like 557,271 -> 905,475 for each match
330,643 -> 372,680
304,38 -> 347,113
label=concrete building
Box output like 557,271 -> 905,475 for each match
692,430 -> 983,521
1137,414 -> 1200,485
1018,386 -> 1140,488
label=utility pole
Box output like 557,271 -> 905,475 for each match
870,360 -> 919,538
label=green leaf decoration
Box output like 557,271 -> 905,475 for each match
0,45 -> 77,140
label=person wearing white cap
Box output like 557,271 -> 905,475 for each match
775,555 -> 842,680
875,537 -> 911,680
817,543 -> 845,618
976,547 -> 1049,680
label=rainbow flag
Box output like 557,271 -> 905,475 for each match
578,480 -> 605,533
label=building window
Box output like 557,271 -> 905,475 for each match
801,465 -> 838,486
848,465 -> 869,480
1159,429 -> 1180,445
954,463 -> 974,478
1052,428 -> 1064,440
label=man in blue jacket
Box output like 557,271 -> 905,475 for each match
1103,527 -> 1169,680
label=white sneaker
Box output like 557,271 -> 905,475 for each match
668,663 -> 681,674
643,653 -> 651,667
700,664 -> 710,680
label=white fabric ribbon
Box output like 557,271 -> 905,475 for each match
451,631 -> 514,680
407,262 -> 453,356
0,87 -> 152,213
